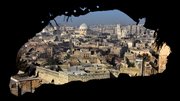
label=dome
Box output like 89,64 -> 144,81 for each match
79,23 -> 88,30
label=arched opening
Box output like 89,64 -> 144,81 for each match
9,7 -> 173,96
1,0 -> 179,98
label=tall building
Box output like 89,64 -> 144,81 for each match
116,24 -> 127,39
116,24 -> 122,39
79,23 -> 88,35
135,58 -> 144,76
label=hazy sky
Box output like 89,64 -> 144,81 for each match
53,10 -> 145,26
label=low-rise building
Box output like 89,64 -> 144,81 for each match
9,74 -> 41,96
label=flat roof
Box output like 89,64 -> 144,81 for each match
11,74 -> 40,82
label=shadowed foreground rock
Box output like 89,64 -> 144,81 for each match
0,0 -> 179,98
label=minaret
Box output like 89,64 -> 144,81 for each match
116,24 -> 122,40
97,41 -> 99,48
136,58 -> 145,76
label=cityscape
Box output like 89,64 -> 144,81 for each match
9,21 -> 170,96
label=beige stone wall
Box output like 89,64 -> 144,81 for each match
158,43 -> 171,73
36,67 -> 68,84
36,67 -> 110,84
58,72 -> 69,84
120,68 -> 141,76
21,79 -> 41,94
10,79 -> 41,96
110,47 -> 121,55
68,71 -> 110,82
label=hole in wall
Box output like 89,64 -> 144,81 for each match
10,10 -> 170,96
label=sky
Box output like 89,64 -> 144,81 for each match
52,10 -> 145,26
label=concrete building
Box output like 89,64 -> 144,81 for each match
110,46 -> 121,55
126,40 -> 133,48
116,24 -> 127,39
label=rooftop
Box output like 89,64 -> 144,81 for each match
11,74 -> 40,82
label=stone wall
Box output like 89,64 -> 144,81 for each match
20,79 -> 41,94
158,43 -> 171,73
119,67 -> 153,76
36,67 -> 68,84
68,71 -> 110,82
36,67 -> 110,84
9,78 -> 41,96
120,68 -> 140,76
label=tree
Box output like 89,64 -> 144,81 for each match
47,57 -> 58,65
125,57 -> 135,67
